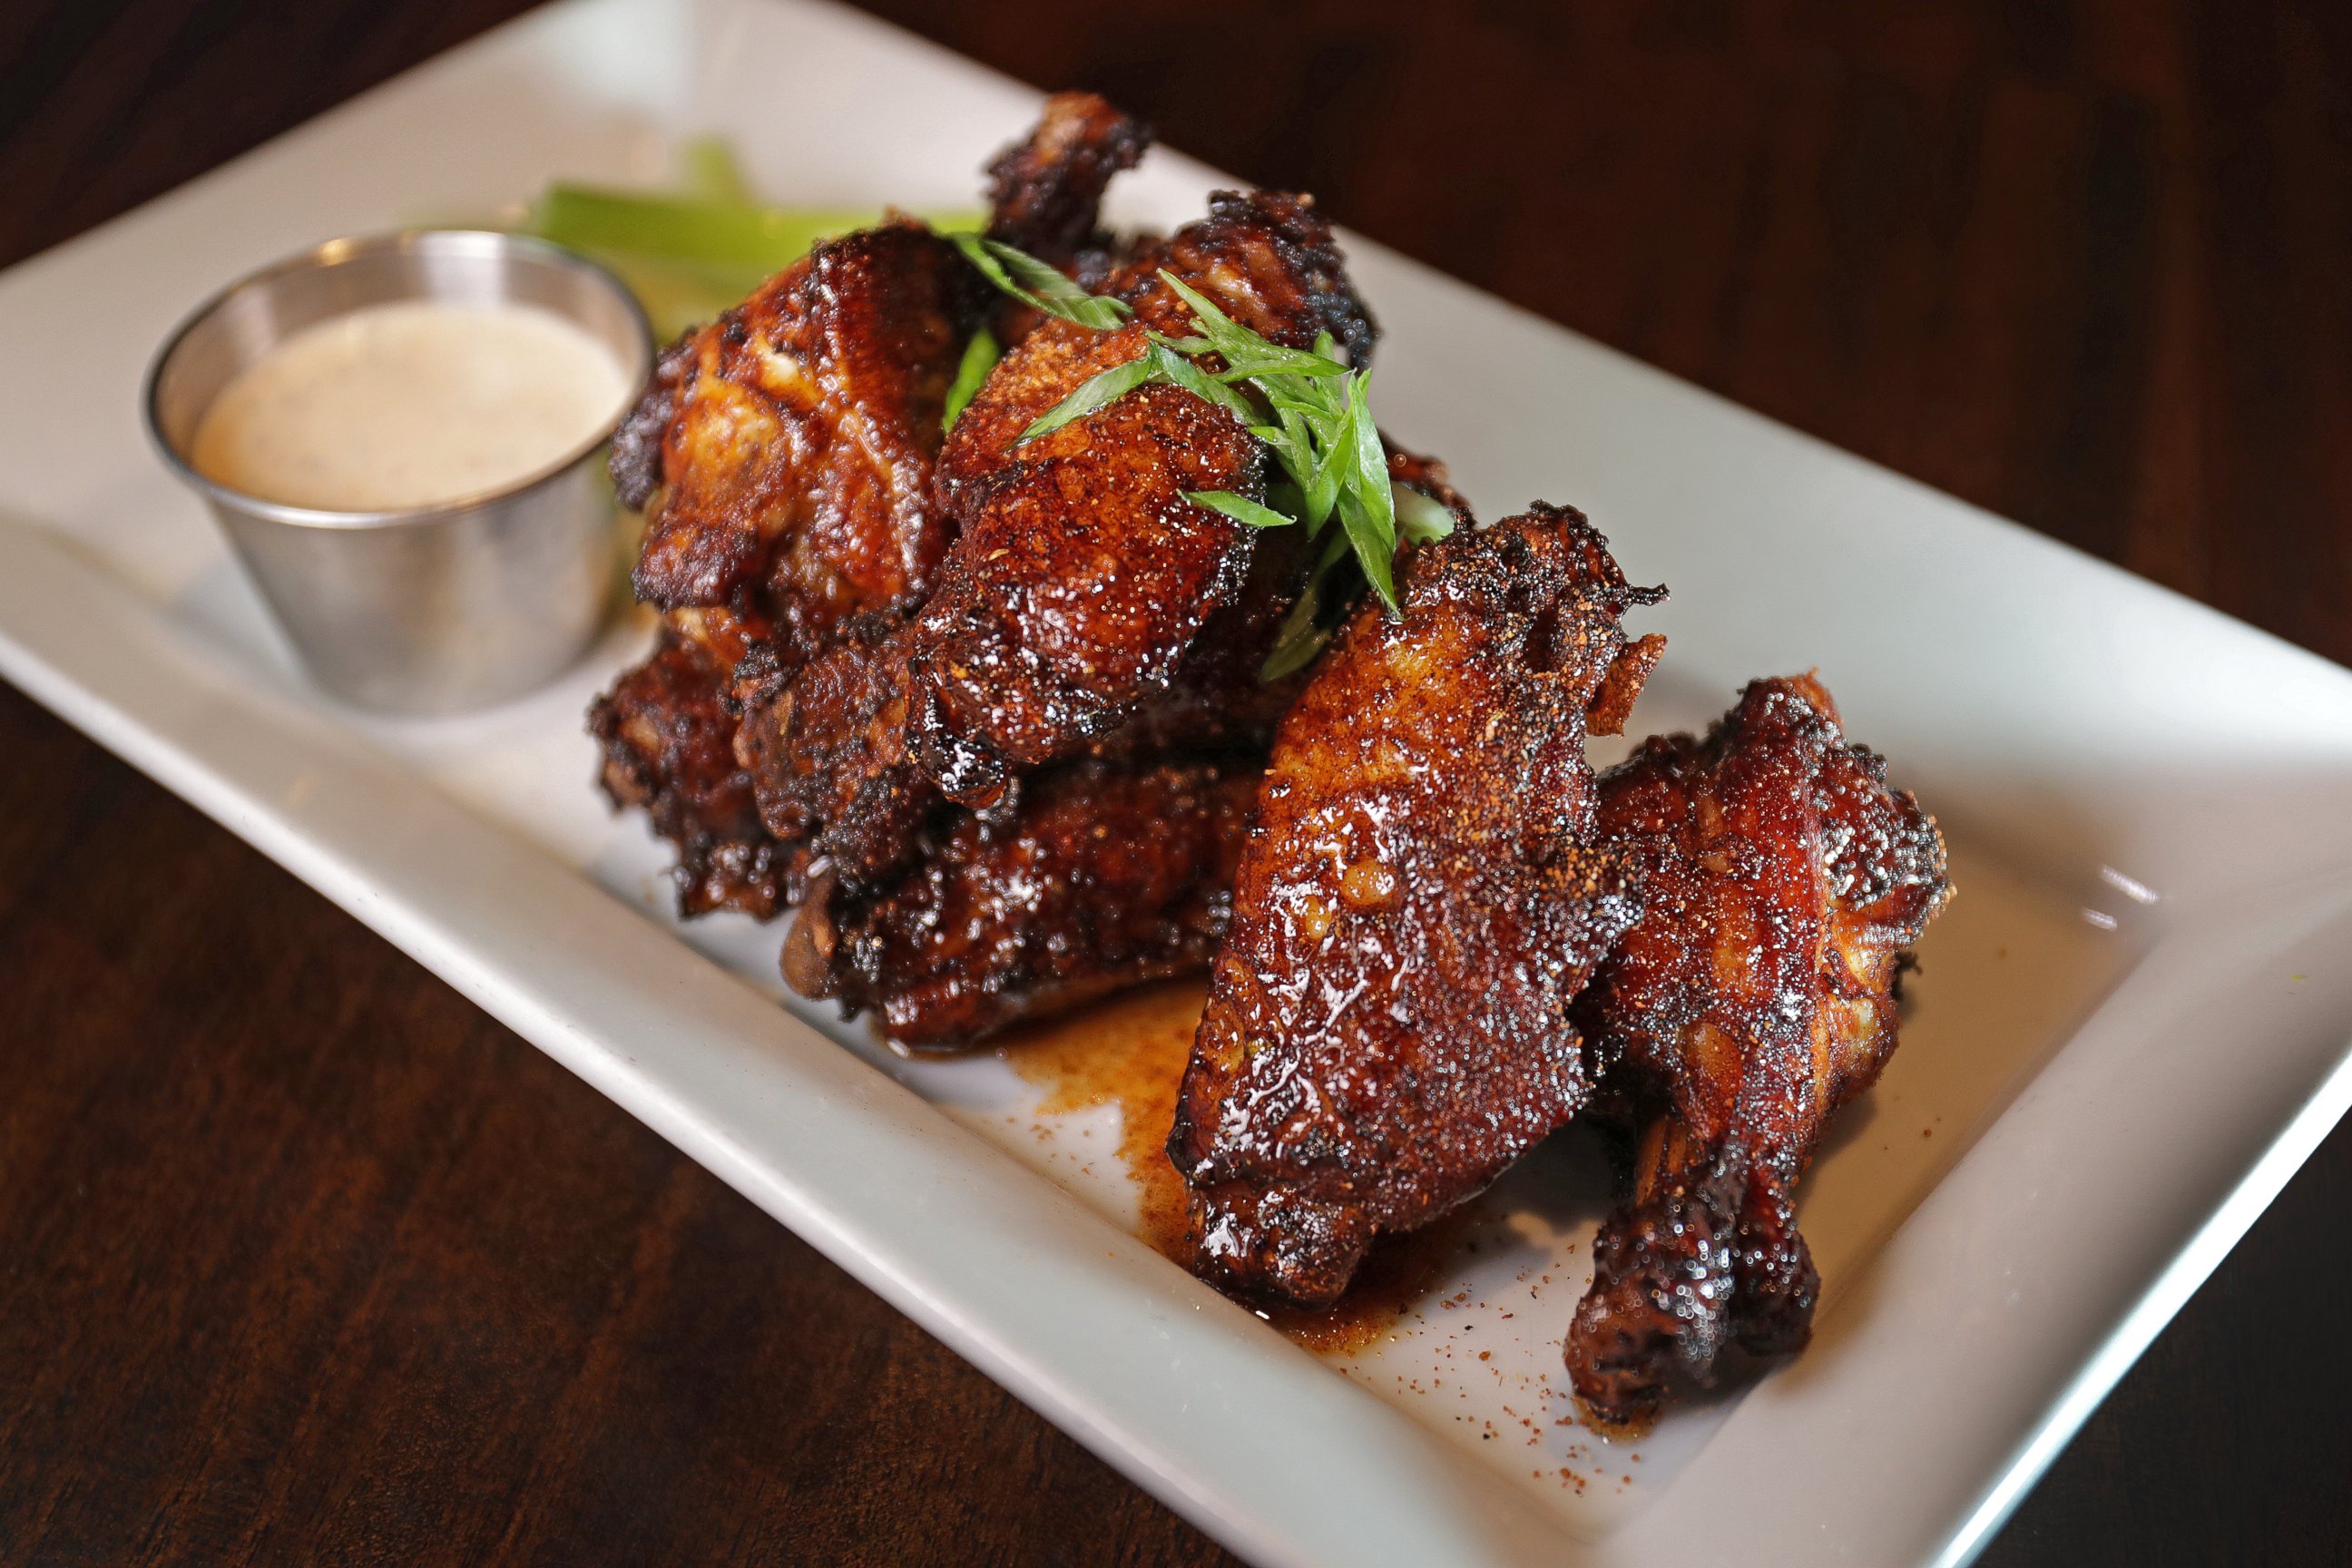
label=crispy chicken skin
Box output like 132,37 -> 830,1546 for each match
594,95 -> 1148,919
587,220 -> 973,919
733,612 -> 932,887
733,192 -> 1386,893
983,92 -> 1152,268
589,624 -> 792,917
1167,505 -> 1665,1307
629,220 -> 977,632
1563,675 -> 1951,1427
906,190 -> 1377,808
610,331 -> 694,514
782,757 -> 1258,1049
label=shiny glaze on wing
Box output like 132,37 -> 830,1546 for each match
906,190 -> 1377,807
782,757 -> 1257,1049
593,96 -> 1147,919
1563,675 -> 1952,1427
1167,505 -> 1665,1307
630,220 -> 976,636
588,623 -> 793,917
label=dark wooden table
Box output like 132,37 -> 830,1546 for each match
5,2 -> 2348,1563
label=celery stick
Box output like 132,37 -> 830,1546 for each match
680,136 -> 752,203
582,252 -> 771,341
533,185 -> 982,269
532,186 -> 880,270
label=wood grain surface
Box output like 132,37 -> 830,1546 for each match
4,2 -> 2348,1563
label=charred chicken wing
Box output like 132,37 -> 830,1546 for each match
1167,505 -> 1666,1307
593,94 -> 1149,917
981,91 -> 1152,271
733,187 -> 1383,897
782,756 -> 1258,1050
1563,675 -> 1951,1427
589,622 -> 791,917
626,220 -> 977,632
906,189 -> 1377,807
588,218 -> 973,916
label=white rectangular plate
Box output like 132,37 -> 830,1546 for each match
5,2 -> 2351,1563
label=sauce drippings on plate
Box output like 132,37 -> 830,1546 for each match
996,980 -> 1459,1356
191,299 -> 629,512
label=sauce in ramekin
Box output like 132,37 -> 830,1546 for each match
190,299 -> 630,513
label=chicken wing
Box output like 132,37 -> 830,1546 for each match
982,91 -> 1152,270
593,95 -> 1150,918
587,218 -> 972,916
589,620 -> 792,917
906,189 -> 1377,808
1166,505 -> 1666,1307
782,756 -> 1257,1050
626,220 -> 977,631
1563,675 -> 1952,1427
733,191 -> 1388,895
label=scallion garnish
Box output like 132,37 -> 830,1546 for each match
948,234 -> 1133,330
941,327 -> 1001,431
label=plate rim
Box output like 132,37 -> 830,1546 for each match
3,2 -> 2350,1563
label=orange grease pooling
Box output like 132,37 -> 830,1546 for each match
995,981 -> 1202,1259
996,980 -> 1458,1357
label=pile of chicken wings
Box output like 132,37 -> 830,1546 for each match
590,95 -> 1953,1426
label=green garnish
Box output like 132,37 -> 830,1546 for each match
948,234 -> 1132,330
942,327 -> 1002,432
532,187 -> 891,273
679,135 -> 754,203
516,142 -> 982,339
1259,531 -> 1356,681
1182,490 -> 1298,530
1017,354 -> 1157,440
954,240 -> 1450,674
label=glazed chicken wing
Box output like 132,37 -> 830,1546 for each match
731,591 -> 1287,1047
625,220 -> 977,631
781,756 -> 1258,1049
589,621 -> 791,917
981,91 -> 1152,270
593,94 -> 1149,917
1563,675 -> 1952,1427
906,189 -> 1377,808
590,220 -> 971,916
1166,505 -> 1666,1306
733,190 -> 1387,894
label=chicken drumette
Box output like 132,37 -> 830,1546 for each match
1166,505 -> 1666,1306
1563,674 -> 1951,1427
782,756 -> 1259,1049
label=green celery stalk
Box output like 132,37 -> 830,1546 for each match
679,136 -> 752,203
532,186 -> 880,270
531,185 -> 982,270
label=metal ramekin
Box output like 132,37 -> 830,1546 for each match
144,230 -> 653,714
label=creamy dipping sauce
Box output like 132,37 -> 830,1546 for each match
191,299 -> 631,512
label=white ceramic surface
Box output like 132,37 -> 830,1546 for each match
3,2 -> 2349,1563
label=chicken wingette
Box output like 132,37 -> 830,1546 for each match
1563,675 -> 1951,1427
